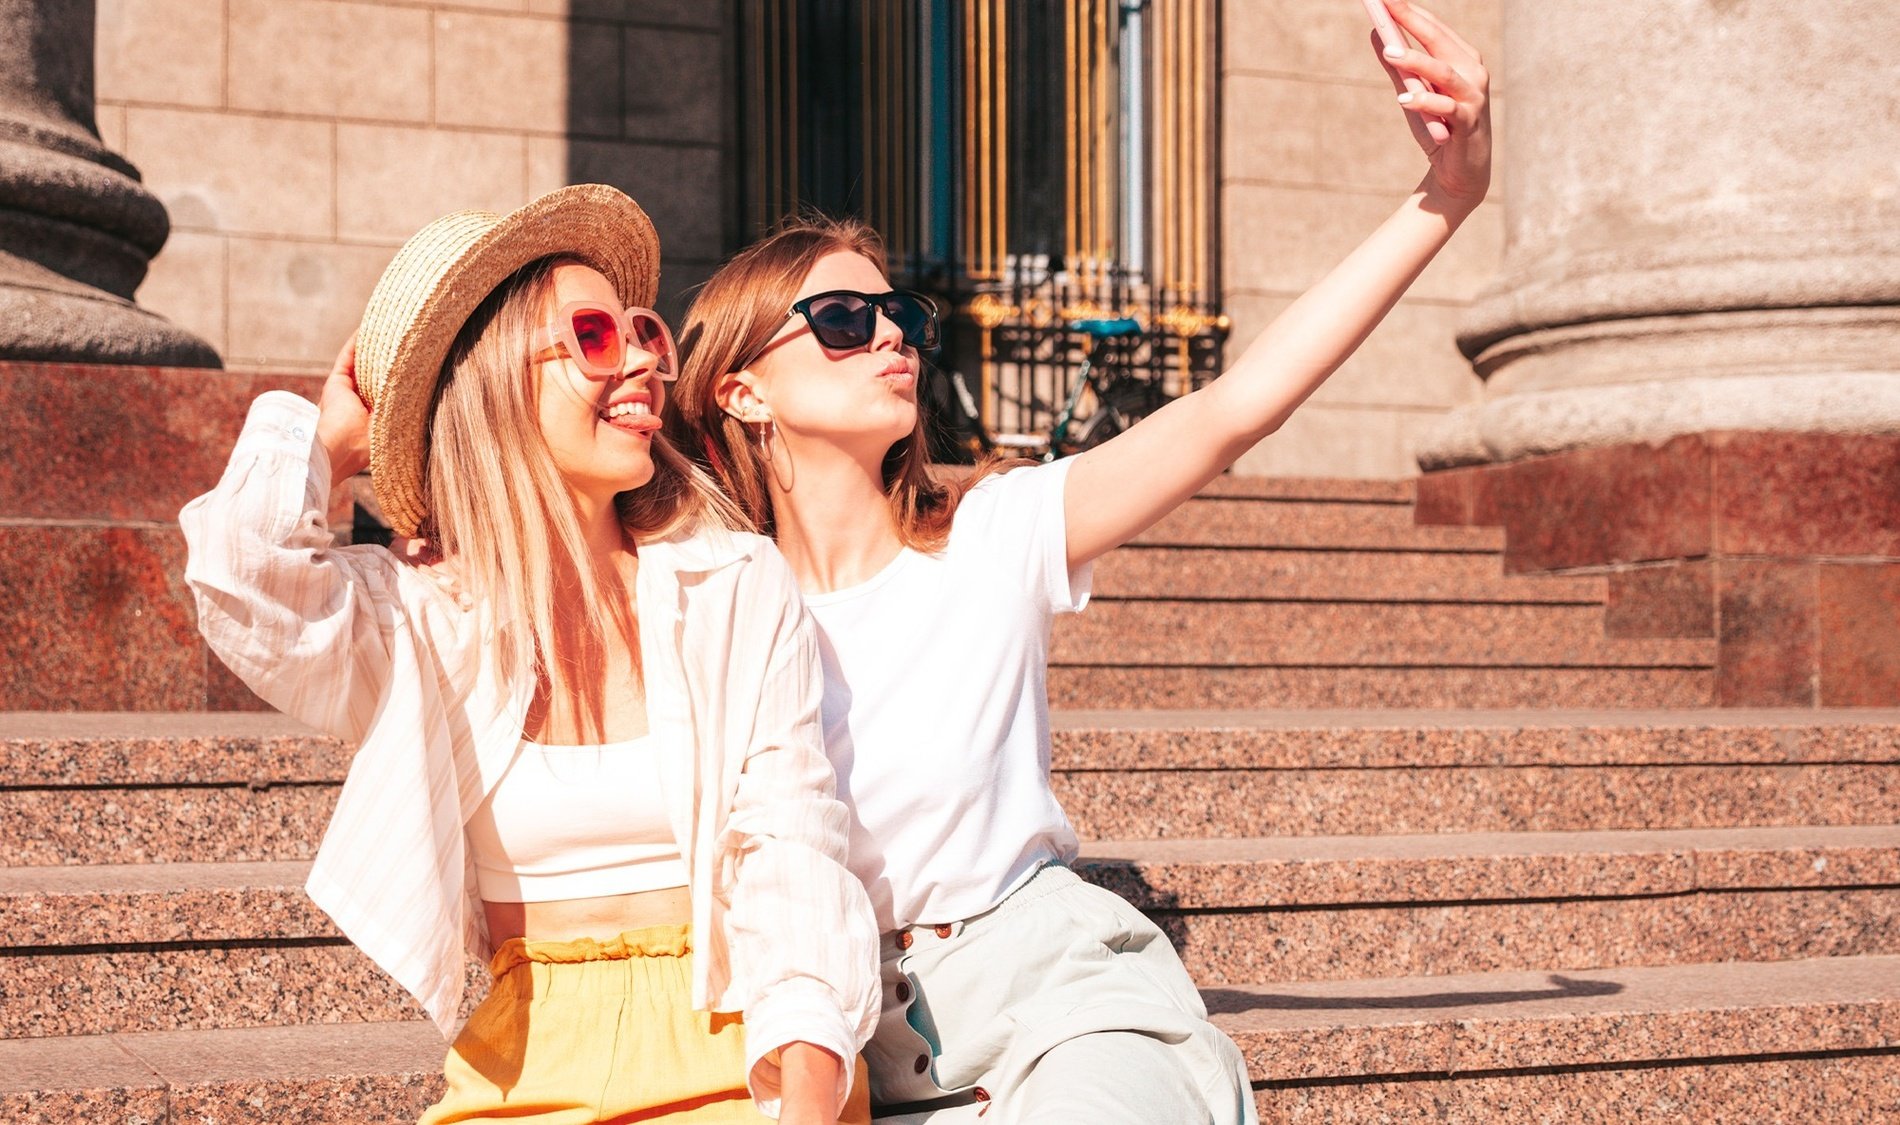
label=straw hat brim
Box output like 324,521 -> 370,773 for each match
354,183 -> 660,537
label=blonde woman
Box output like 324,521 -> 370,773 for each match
182,185 -> 878,1124
666,5 -> 1488,1121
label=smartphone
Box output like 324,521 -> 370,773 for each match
1360,0 -> 1451,144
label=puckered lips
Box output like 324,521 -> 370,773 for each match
877,357 -> 917,392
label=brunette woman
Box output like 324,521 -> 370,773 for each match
667,6 -> 1488,1121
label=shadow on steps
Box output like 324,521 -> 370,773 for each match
1200,974 -> 1626,1014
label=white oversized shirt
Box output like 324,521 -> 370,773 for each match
180,392 -> 880,1115
803,459 -> 1092,932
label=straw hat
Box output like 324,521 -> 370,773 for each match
354,183 -> 660,537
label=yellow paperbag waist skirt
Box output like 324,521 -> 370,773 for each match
419,924 -> 869,1125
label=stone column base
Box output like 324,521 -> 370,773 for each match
1416,432 -> 1900,707
0,361 -> 337,710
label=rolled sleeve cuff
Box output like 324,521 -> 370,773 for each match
232,390 -> 322,461
743,979 -> 859,1119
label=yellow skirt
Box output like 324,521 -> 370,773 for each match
419,924 -> 871,1124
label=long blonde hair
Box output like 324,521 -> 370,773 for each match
669,215 -> 1017,552
423,255 -> 741,740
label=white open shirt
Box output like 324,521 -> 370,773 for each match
180,392 -> 879,1114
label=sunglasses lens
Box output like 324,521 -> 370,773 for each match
883,294 -> 939,351
805,294 -> 876,350
569,309 -> 622,372
628,310 -> 678,381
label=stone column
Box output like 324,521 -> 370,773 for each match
1412,0 -> 1900,707
0,0 -> 218,365
1419,0 -> 1900,467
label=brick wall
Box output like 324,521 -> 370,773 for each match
1221,0 -> 1503,478
96,0 -> 730,374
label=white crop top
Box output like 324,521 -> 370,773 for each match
465,734 -> 688,902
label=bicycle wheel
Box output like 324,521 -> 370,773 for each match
1065,375 -> 1170,452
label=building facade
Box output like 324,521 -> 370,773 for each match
94,0 -> 1503,478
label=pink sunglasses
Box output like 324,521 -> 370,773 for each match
531,301 -> 678,382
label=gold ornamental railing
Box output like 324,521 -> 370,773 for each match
739,0 -> 1227,452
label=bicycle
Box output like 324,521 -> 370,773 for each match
981,316 -> 1170,461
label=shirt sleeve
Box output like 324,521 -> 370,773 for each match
179,391 -> 404,742
951,457 -> 1094,615
716,549 -> 882,1118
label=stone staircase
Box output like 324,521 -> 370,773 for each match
4,479 -> 1898,1121
1058,476 -> 1716,709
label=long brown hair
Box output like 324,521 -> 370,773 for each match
425,254 -> 742,741
669,214 -> 1013,551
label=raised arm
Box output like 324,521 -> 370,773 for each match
180,336 -> 399,740
1066,0 -> 1491,568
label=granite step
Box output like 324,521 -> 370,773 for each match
6,956 -> 1895,1123
1194,476 -> 1417,502
0,713 -> 344,866
1131,496 -> 1505,552
1047,663 -> 1716,709
1052,601 -> 1713,667
1052,709 -> 1900,838
1222,955 -> 1900,1120
4,784 -> 337,865
0,859 -> 461,1036
10,711 -> 1895,863
1060,755 -> 1898,838
7,826 -> 1895,1035
1091,546 -> 1607,603
1074,827 -> 1900,985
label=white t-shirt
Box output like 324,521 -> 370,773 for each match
802,459 -> 1093,932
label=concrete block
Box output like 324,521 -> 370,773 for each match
1224,74 -> 1432,191
95,103 -> 128,154
1231,398 -> 1442,479
1222,182 -> 1503,302
335,125 -> 526,243
226,239 -> 395,369
228,0 -> 431,122
96,0 -> 225,108
125,109 -> 334,239
622,26 -> 722,142
137,231 -> 227,357
1224,0 -> 1501,87
1221,292 -> 1482,409
527,137 -> 722,260
434,10 -> 621,135
528,0 -> 723,26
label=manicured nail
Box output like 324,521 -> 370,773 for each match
1397,92 -> 1415,105
1384,44 -> 1406,60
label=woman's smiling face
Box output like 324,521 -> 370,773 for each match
532,263 -> 670,504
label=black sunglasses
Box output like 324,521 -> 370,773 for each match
786,289 -> 941,353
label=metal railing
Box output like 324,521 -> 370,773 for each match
737,0 -> 1227,453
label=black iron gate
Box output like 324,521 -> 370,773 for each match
738,0 -> 1227,457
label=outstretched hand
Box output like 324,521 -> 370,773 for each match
316,333 -> 372,486
1373,0 -> 1492,207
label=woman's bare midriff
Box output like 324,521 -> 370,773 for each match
484,885 -> 693,946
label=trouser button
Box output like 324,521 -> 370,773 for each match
913,1054 -> 930,1074
896,980 -> 912,1002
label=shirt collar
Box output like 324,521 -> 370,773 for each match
636,521 -> 758,575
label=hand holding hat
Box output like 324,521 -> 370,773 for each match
315,333 -> 370,489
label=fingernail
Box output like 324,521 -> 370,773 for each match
1397,92 -> 1415,105
1384,44 -> 1406,60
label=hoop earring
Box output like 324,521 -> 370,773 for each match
756,418 -> 794,493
